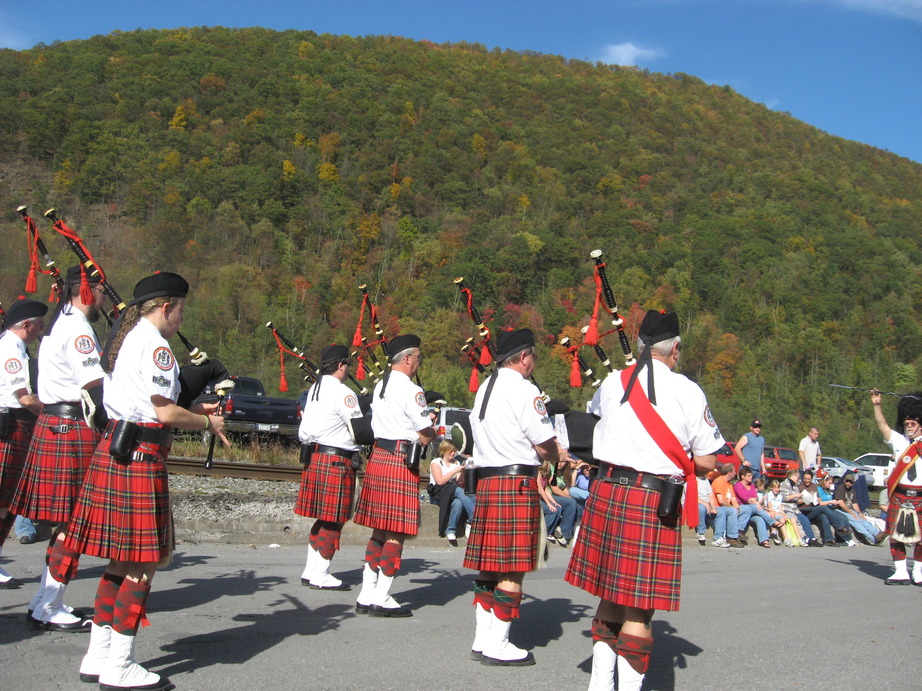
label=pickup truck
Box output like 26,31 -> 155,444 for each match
197,376 -> 300,442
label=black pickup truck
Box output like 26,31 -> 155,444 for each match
197,376 -> 300,442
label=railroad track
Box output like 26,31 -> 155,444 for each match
167,457 -> 302,482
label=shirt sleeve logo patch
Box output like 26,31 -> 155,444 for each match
74,335 -> 96,354
534,397 -> 547,416
153,347 -> 175,371
415,391 -> 427,407
4,358 -> 22,375
152,375 -> 170,388
344,395 -> 358,408
704,405 -> 716,427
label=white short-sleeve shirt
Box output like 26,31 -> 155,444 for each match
370,369 -> 431,442
588,359 -> 724,475
886,431 -> 922,488
103,318 -> 180,424
0,331 -> 31,408
298,374 -> 362,450
38,307 -> 104,404
470,367 -> 554,468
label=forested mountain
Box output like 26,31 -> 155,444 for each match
2,26 -> 921,456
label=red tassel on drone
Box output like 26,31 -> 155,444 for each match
278,350 -> 289,392
569,355 -> 582,388
356,356 -> 366,381
469,366 -> 480,393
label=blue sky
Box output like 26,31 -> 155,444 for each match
2,0 -> 920,163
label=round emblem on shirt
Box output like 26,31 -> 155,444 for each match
704,405 -> 716,427
344,395 -> 357,408
534,396 -> 547,416
74,335 -> 96,354
153,347 -> 175,371
415,391 -> 426,407
4,358 -> 22,375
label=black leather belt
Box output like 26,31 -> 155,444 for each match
374,439 -> 411,454
598,464 -> 666,492
103,421 -> 173,446
897,486 -> 921,498
315,444 -> 358,458
476,464 -> 539,480
43,402 -> 83,420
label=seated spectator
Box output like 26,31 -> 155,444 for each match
823,474 -> 887,545
550,446 -> 585,529
555,442 -> 591,521
428,441 -> 475,543
761,479 -> 789,545
797,469 -> 852,546
734,466 -> 782,547
538,460 -> 577,547
780,469 -> 823,547
709,464 -> 743,547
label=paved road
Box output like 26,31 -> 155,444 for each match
0,536 -> 913,690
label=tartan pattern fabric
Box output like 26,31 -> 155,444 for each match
565,477 -> 683,612
473,579 -> 497,611
0,418 -> 34,502
112,577 -> 151,635
310,523 -> 341,560
294,450 -> 357,524
353,445 -> 420,535
885,488 -> 922,534
492,587 -> 522,622
364,537 -> 384,570
47,540 -> 81,583
591,618 -> 621,647
463,475 -> 540,573
63,425 -> 173,564
378,540 -> 403,576
93,572 -> 124,628
11,412 -> 99,522
617,632 -> 654,674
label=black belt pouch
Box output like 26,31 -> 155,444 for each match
465,467 -> 478,495
109,420 -> 139,462
404,441 -> 424,473
0,407 -> 10,438
657,476 -> 685,518
300,443 -> 314,467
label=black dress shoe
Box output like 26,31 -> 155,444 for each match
39,617 -> 92,632
884,577 -> 912,585
355,602 -> 371,614
0,578 -> 23,589
481,651 -> 536,667
309,581 -> 351,591
368,603 -> 412,618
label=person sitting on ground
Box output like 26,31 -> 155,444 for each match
780,469 -> 822,547
696,475 -> 719,544
762,479 -> 789,545
820,474 -> 886,545
538,459 -> 577,547
428,441 -> 475,543
556,442 -> 590,522
549,449 -> 583,537
797,469 -> 852,546
709,464 -> 743,547
733,466 -> 781,548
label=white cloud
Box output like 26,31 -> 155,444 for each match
808,0 -> 922,23
598,42 -> 666,66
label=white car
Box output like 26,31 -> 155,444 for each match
852,452 -> 893,489
819,456 -> 875,485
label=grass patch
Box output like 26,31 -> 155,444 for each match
171,434 -> 301,467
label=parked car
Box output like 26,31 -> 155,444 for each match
763,446 -> 800,480
853,452 -> 893,489
819,456 -> 875,485
427,406 -> 472,457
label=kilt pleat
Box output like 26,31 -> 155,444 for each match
294,450 -> 357,524
463,475 -> 540,573
353,445 -> 419,535
64,429 -> 172,563
10,412 -> 99,522
0,418 -> 34,503
886,489 -> 922,534
565,479 -> 682,611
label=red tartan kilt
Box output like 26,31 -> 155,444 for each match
463,474 -> 540,573
565,478 -> 682,612
294,450 -> 357,524
0,418 -> 34,504
10,412 -> 100,522
885,489 -> 922,534
64,426 -> 173,563
353,445 -> 420,535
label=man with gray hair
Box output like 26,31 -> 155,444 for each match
0,299 -> 48,590
566,310 -> 723,691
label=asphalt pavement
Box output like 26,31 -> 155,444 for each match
0,534 -> 915,690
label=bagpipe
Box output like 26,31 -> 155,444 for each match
559,249 -> 636,389
266,321 -> 371,402
17,206 -> 66,303
25,207 -> 227,408
351,284 -> 389,383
